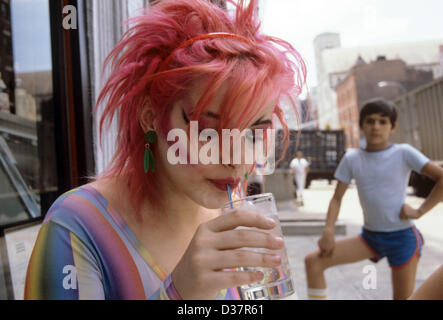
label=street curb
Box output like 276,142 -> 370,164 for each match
281,220 -> 347,236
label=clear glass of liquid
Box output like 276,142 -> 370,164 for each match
221,193 -> 295,300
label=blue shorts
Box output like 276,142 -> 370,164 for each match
359,226 -> 424,269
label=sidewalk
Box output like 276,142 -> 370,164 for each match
277,199 -> 347,236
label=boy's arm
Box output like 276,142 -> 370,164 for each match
400,161 -> 443,220
319,181 -> 349,257
324,181 -> 348,231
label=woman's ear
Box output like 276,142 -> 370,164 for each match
391,122 -> 398,132
139,100 -> 157,132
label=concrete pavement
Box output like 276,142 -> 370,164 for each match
277,180 -> 443,300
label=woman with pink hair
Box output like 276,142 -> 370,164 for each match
25,0 -> 306,299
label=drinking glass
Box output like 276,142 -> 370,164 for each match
221,193 -> 295,300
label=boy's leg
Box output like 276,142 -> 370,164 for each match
305,236 -> 376,290
409,265 -> 443,300
390,226 -> 424,300
391,254 -> 419,300
295,174 -> 304,203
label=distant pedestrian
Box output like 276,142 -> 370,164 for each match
304,99 -> 443,300
290,151 -> 310,206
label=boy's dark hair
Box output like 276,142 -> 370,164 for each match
359,99 -> 398,127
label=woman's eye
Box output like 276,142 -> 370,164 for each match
182,109 -> 217,133
245,131 -> 263,144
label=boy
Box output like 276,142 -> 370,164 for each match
304,99 -> 443,300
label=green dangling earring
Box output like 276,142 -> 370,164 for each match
144,131 -> 157,174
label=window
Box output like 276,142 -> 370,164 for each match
0,0 -> 58,230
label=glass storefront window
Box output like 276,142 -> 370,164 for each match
0,0 -> 57,229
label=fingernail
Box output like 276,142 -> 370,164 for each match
266,217 -> 276,226
275,237 -> 284,246
272,255 -> 281,262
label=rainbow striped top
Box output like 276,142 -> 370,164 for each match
24,185 -> 241,300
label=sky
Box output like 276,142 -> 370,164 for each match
261,0 -> 443,88
11,0 -> 52,73
8,0 -> 443,80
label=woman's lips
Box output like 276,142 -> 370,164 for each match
207,178 -> 241,191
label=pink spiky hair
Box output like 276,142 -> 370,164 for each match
91,0 -> 307,220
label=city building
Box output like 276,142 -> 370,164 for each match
313,33 -> 341,130
314,33 -> 443,130
0,0 -> 15,113
306,86 -> 319,129
279,94 -> 318,131
440,45 -> 443,75
336,57 -> 433,148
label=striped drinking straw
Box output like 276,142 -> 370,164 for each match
227,184 -> 234,210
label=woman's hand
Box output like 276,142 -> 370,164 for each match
171,210 -> 285,300
318,228 -> 335,258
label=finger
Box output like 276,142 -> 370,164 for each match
207,210 -> 276,232
209,249 -> 282,270
319,247 -> 331,258
318,246 -> 325,257
319,249 -> 327,258
214,229 -> 284,251
215,270 -> 265,289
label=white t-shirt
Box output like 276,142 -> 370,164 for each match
334,144 -> 430,232
290,158 -> 309,175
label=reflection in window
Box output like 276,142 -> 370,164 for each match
0,0 -> 57,228
0,135 -> 38,225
